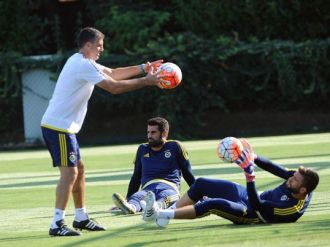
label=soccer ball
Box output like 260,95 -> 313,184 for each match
157,62 -> 182,89
217,137 -> 243,163
156,217 -> 170,228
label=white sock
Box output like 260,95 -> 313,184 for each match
169,203 -> 177,209
74,207 -> 89,221
158,209 -> 175,219
51,208 -> 65,229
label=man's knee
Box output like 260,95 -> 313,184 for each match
193,177 -> 212,191
60,167 -> 78,184
187,177 -> 210,201
77,160 -> 85,177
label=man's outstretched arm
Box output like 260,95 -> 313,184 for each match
254,156 -> 294,180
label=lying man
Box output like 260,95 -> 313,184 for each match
143,140 -> 319,227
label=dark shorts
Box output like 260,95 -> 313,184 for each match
41,126 -> 81,167
189,177 -> 260,224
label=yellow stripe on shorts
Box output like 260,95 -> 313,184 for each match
59,134 -> 67,167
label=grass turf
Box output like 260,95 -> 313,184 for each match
0,133 -> 329,246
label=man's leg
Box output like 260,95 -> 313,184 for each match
72,160 -> 88,222
71,159 -> 106,231
72,160 -> 85,209
173,177 -> 243,209
193,198 -> 258,224
154,178 -> 253,227
156,188 -> 180,209
42,127 -> 81,236
127,190 -> 147,212
49,166 -> 81,236
187,177 -> 245,202
56,166 -> 78,210
156,198 -> 254,227
175,192 -> 196,208
159,205 -> 197,219
112,190 -> 146,214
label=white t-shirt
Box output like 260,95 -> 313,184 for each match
41,53 -> 107,133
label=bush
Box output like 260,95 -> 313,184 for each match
1,0 -> 329,142
87,34 -> 330,136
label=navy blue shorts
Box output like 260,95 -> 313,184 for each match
41,127 -> 80,167
189,177 -> 260,224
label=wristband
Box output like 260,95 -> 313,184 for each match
244,164 -> 254,175
245,172 -> 255,182
140,64 -> 146,74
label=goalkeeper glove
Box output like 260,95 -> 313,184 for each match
239,138 -> 258,160
235,149 -> 254,169
235,149 -> 256,182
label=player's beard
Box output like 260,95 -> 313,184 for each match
287,181 -> 301,194
290,186 -> 301,194
148,138 -> 165,148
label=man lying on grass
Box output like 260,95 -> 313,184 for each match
142,139 -> 319,227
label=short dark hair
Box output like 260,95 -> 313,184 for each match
147,117 -> 169,134
298,166 -> 319,194
77,27 -> 104,49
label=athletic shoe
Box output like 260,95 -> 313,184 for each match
140,200 -> 146,211
143,191 -> 157,222
72,218 -> 106,231
49,220 -> 80,237
112,192 -> 136,214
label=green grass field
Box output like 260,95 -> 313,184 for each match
0,133 -> 329,247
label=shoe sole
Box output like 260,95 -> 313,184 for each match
143,191 -> 155,221
49,229 -> 81,236
112,193 -> 135,215
73,227 -> 105,231
49,233 -> 81,237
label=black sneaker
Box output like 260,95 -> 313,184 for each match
49,220 -> 81,237
73,218 -> 106,231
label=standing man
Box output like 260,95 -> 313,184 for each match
144,140 -> 319,227
41,27 -> 165,236
112,117 -> 195,218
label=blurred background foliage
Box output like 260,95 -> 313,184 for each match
0,0 -> 329,144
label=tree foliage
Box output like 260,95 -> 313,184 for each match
173,0 -> 330,41
0,1 -> 48,54
0,0 -> 329,141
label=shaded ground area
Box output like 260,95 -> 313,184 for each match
194,110 -> 330,138
1,110 -> 329,150
78,110 -> 330,145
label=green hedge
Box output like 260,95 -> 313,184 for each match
1,0 -> 329,142
0,37 -> 329,140
88,36 -> 330,136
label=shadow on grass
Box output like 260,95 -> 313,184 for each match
0,215 -> 329,246
0,159 -> 328,189
65,213 -> 329,245
0,234 -> 49,242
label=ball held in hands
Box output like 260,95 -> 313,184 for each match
157,62 -> 182,89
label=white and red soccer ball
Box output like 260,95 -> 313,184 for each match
217,137 -> 243,163
157,62 -> 182,89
